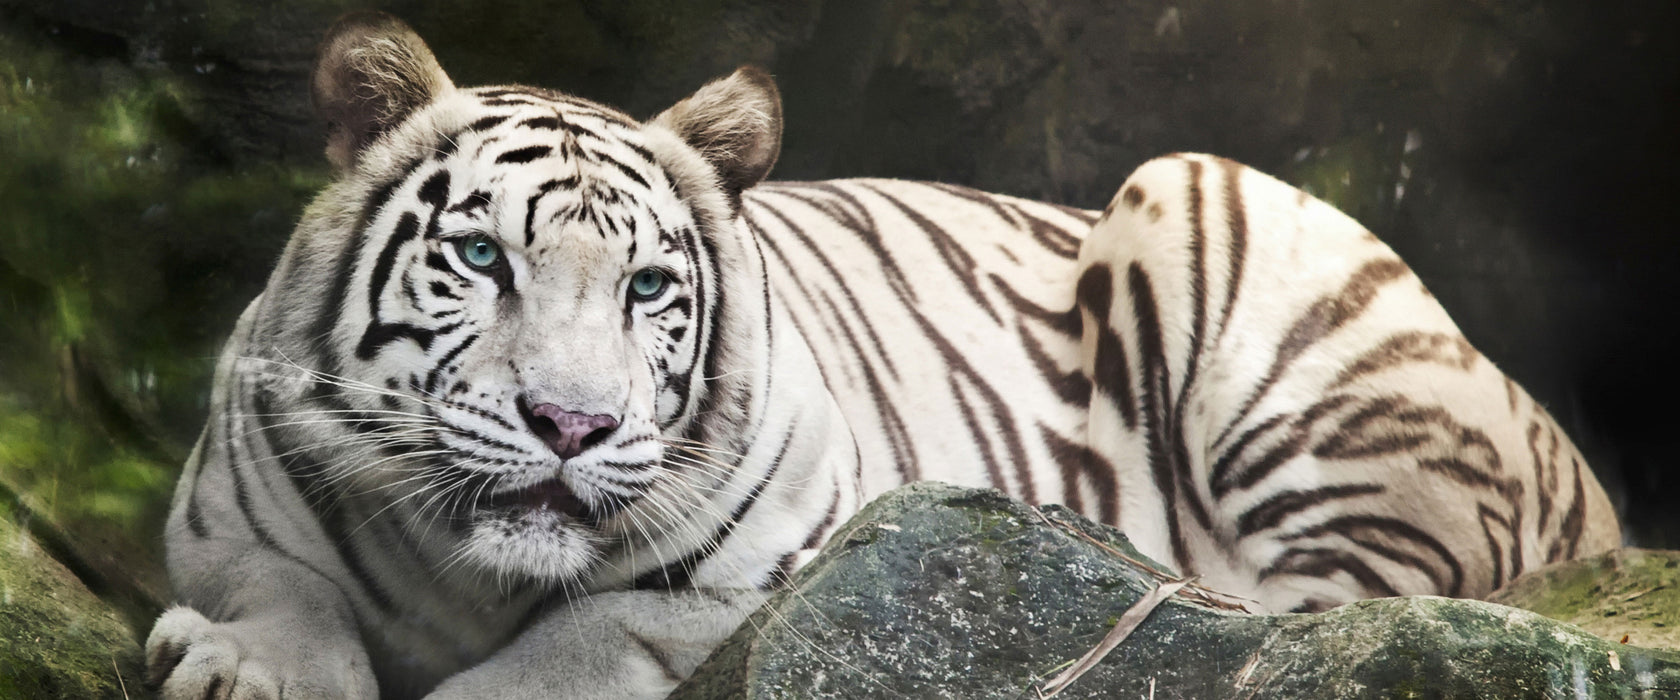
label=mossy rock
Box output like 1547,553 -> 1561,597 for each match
0,515 -> 145,699
676,482 -> 1680,699
1489,548 -> 1680,651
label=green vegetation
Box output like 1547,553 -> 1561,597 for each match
0,17 -> 327,622
0,516 -> 144,699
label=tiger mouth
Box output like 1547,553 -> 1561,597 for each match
488,477 -> 589,520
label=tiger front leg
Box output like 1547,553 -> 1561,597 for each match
145,537 -> 378,699
425,587 -> 767,700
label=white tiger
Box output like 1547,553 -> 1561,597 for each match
144,12 -> 1619,699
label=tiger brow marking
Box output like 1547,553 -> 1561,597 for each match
446,190 -> 493,217
524,178 -> 566,246
357,212 -> 434,360
519,115 -> 560,130
496,145 -> 552,164
467,114 -> 510,132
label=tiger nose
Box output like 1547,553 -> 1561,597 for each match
521,402 -> 620,460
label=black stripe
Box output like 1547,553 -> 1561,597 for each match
325,504 -> 399,612
496,145 -> 552,164
750,204 -> 903,382
307,162 -> 418,404
855,182 -> 1002,325
425,333 -> 478,394
949,374 -> 1010,493
599,152 -> 652,190
1548,461 -> 1587,562
1214,158 -> 1247,343
524,178 -> 569,246
1213,395 -> 1357,499
633,423 -> 794,591
1208,413 -> 1288,498
626,630 -> 683,681
224,394 -> 280,548
1040,424 -> 1120,525
1213,258 -> 1411,451
1478,504 -> 1516,589
1282,515 -> 1463,596
1126,262 -> 1191,567
184,450 -> 211,538
1078,266 -> 1139,429
773,185 -> 918,303
519,116 -> 559,130
1259,547 -> 1400,599
1236,483 -> 1385,537
468,115 -> 510,131
355,212 -> 434,359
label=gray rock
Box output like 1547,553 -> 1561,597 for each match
0,515 -> 145,699
675,482 -> 1680,699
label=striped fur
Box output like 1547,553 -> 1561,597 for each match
146,14 -> 1618,700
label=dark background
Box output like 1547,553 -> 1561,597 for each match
0,0 -> 1675,606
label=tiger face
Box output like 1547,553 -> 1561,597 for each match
269,14 -> 781,585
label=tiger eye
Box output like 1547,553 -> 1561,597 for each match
457,235 -> 502,269
629,268 -> 669,301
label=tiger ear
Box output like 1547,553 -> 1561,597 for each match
312,12 -> 453,171
652,66 -> 783,207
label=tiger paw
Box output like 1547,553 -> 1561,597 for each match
145,606 -> 378,700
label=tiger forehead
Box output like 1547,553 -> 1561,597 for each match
425,88 -> 684,249
455,87 -> 650,163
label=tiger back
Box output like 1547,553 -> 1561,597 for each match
144,13 -> 1619,700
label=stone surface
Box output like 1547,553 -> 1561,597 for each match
0,515 -> 145,699
1490,548 -> 1680,652
675,482 -> 1680,699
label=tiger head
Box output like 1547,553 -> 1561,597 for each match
253,12 -> 781,585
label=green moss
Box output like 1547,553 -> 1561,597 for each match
0,15 -> 327,621
1489,549 -> 1680,650
0,517 -> 144,699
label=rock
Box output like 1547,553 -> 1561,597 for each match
0,515 -> 145,699
675,482 -> 1680,699
1489,548 -> 1680,651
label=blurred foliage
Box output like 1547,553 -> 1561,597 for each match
0,15 -> 326,611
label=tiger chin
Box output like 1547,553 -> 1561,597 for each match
145,10 -> 1619,700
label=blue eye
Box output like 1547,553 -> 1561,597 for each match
457,235 -> 502,269
629,268 -> 669,301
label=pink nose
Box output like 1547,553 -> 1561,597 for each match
522,402 -> 620,459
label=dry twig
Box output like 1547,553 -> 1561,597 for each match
1029,506 -> 1258,613
1038,577 -> 1193,697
